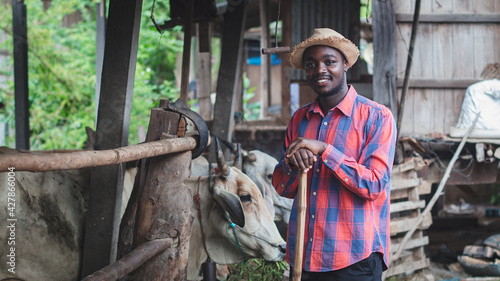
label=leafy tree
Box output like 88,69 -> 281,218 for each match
0,0 -> 182,150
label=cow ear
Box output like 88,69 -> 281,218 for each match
213,188 -> 245,227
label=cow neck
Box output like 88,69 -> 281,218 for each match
194,176 -> 211,262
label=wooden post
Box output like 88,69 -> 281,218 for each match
210,0 -> 247,160
80,0 -> 143,277
372,0 -> 397,115
397,0 -> 422,142
293,171 -> 307,281
131,109 -> 194,279
259,0 -> 270,119
180,0 -> 193,105
196,22 -> 213,120
118,107 -> 184,263
94,0 -> 106,119
280,0 -> 292,120
12,0 -> 30,150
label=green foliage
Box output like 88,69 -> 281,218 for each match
227,258 -> 288,281
490,184 -> 500,204
0,0 -> 183,149
242,72 -> 260,120
130,0 -> 182,145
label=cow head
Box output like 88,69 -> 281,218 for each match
242,150 -> 293,224
185,140 -> 286,280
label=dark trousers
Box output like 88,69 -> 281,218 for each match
289,252 -> 384,281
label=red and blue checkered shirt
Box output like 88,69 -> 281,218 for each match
272,85 -> 396,272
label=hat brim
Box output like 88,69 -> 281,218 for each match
290,36 -> 360,70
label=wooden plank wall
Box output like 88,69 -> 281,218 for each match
395,0 -> 500,137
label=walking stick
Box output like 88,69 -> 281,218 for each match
293,171 -> 308,281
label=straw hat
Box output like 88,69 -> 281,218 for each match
290,28 -> 360,70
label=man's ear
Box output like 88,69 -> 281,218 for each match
344,60 -> 349,72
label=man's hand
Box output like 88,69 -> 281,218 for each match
286,137 -> 328,172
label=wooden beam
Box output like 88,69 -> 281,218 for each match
94,1 -> 106,119
180,0 -> 194,105
0,136 -> 198,172
82,238 -> 174,281
259,0 -> 270,119
80,0 -> 143,277
396,13 -> 500,23
211,0 -> 247,154
396,78 -> 482,89
196,22 -> 212,120
280,0 -> 291,120
372,0 -> 397,115
12,0 -> 29,150
397,0 -> 422,142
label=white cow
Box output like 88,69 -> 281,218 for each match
184,165 -> 286,280
242,150 -> 293,224
0,168 -> 88,281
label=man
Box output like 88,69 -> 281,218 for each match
272,28 -> 396,281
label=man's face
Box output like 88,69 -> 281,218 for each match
303,45 -> 348,96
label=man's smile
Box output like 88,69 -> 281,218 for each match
313,75 -> 332,86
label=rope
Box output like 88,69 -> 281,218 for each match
224,214 -> 247,259
194,176 -> 211,262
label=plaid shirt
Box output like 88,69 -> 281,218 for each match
272,86 -> 396,272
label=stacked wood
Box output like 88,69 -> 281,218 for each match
386,157 -> 433,278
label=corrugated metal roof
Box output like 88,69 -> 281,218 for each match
291,0 -> 360,80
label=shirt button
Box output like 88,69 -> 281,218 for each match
316,169 -> 320,172
311,215 -> 315,219
310,238 -> 313,242
281,184 -> 284,187
323,122 -> 328,126
344,178 -> 349,182
324,160 -> 328,163
313,192 -> 317,196
287,172 -> 291,175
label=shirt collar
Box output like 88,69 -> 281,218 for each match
306,85 -> 357,119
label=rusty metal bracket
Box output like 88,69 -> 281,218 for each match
163,99 -> 209,159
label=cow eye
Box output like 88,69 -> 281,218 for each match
267,174 -> 273,181
240,194 -> 252,202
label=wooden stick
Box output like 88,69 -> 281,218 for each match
82,238 -> 174,281
0,136 -> 198,172
388,113 -> 480,267
293,171 -> 308,281
262,46 -> 291,54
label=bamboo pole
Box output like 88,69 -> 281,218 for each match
82,238 -> 174,281
293,171 -> 308,281
0,136 -> 199,172
388,113 -> 480,268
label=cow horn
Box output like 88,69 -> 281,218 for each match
233,144 -> 242,170
213,187 -> 245,227
215,137 -> 231,177
243,151 -> 257,162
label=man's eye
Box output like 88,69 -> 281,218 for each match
305,62 -> 315,70
240,194 -> 252,202
325,60 -> 334,66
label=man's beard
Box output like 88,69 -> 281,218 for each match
312,72 -> 346,97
